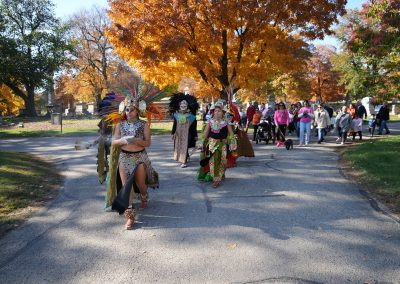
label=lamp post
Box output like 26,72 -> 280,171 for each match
45,103 -> 54,118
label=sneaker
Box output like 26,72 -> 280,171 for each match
340,142 -> 344,145
181,163 -> 187,168
386,131 -> 390,134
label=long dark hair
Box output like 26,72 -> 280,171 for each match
278,102 -> 286,109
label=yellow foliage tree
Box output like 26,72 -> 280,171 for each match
107,0 -> 346,99
62,6 -> 117,106
0,85 -> 24,116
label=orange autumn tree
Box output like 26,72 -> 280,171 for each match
308,45 -> 343,103
66,6 -> 115,106
107,0 -> 346,99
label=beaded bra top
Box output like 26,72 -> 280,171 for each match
208,118 -> 228,139
120,120 -> 146,139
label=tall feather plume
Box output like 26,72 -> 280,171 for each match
225,83 -> 240,122
102,76 -> 169,127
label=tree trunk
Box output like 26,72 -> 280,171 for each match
218,30 -> 229,100
4,81 -> 37,117
95,92 -> 102,114
316,94 -> 322,104
345,93 -> 351,106
25,85 -> 37,117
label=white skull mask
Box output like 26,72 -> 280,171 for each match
179,100 -> 188,112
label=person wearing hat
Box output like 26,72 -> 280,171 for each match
198,100 -> 237,188
108,97 -> 159,230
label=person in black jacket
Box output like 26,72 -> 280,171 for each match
377,101 -> 390,135
356,100 -> 367,119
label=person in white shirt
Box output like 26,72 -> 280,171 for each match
351,114 -> 363,140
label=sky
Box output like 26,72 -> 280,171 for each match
53,0 -> 365,48
312,0 -> 366,48
54,0 -> 108,19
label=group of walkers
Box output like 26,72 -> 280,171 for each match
237,99 -> 391,147
97,90 -> 392,230
99,92 -> 255,230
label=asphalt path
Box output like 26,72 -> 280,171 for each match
0,124 -> 399,283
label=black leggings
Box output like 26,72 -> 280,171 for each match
352,131 -> 362,140
338,127 -> 348,143
253,124 -> 259,141
277,125 -> 287,142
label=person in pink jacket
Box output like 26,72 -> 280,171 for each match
298,100 -> 314,146
274,102 -> 290,147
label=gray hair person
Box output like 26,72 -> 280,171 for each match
335,105 -> 352,145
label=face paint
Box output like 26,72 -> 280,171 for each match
180,100 -> 188,111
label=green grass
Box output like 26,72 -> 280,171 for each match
0,151 -> 62,235
343,136 -> 400,211
0,128 -> 98,137
0,118 -> 205,138
388,116 -> 400,122
150,122 -> 174,135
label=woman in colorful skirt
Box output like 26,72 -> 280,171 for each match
108,97 -> 159,230
198,100 -> 237,188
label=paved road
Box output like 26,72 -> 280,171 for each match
0,125 -> 399,283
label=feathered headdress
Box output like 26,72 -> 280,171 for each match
99,76 -> 167,126
225,85 -> 240,122
169,92 -> 199,115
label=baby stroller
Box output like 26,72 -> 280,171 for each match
255,117 -> 275,144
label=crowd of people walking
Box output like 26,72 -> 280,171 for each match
226,99 -> 392,148
98,90 -> 393,230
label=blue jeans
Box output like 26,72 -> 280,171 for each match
378,120 -> 389,134
296,121 -> 300,137
317,128 -> 325,142
299,122 -> 311,145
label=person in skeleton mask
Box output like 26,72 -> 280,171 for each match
169,93 -> 199,168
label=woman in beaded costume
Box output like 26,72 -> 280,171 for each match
198,100 -> 237,188
169,93 -> 199,168
106,96 -> 159,230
